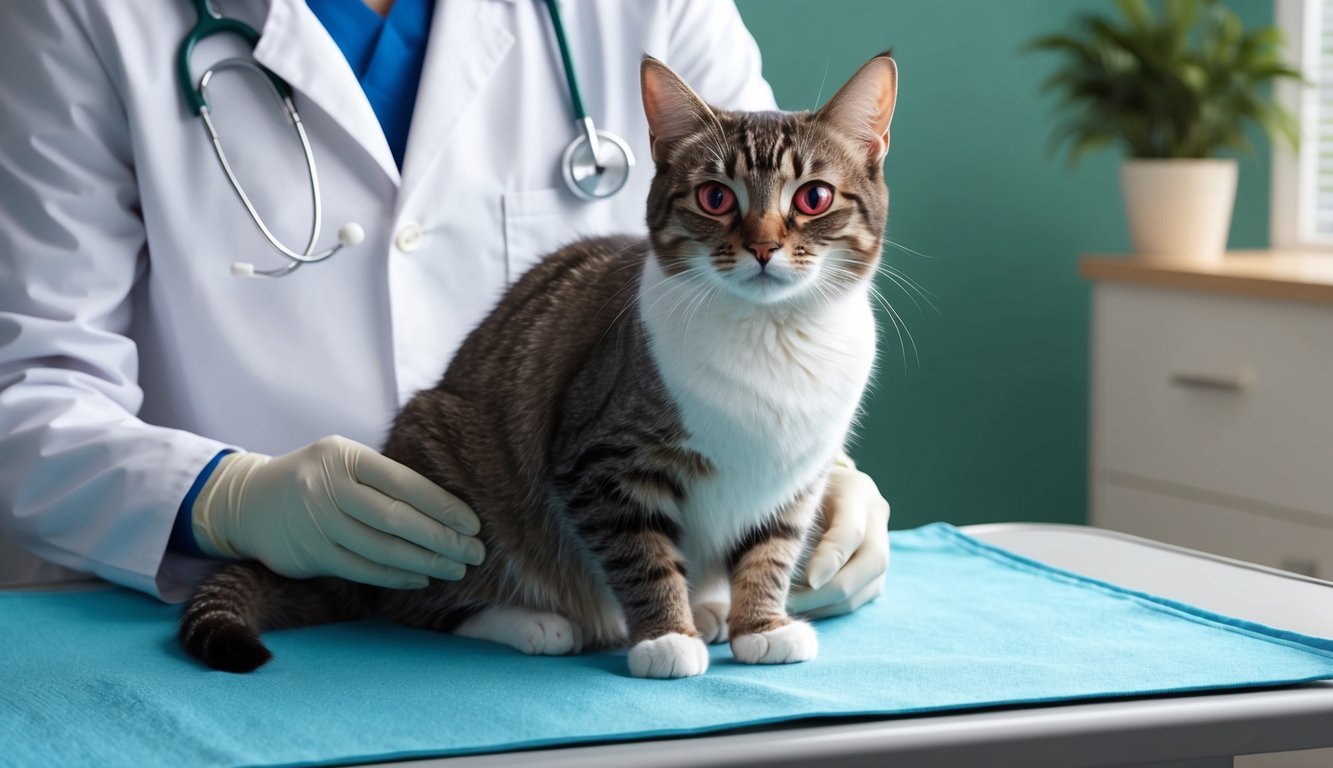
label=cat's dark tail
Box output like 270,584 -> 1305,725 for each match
179,561 -> 377,673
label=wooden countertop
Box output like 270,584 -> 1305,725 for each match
1080,250 -> 1333,304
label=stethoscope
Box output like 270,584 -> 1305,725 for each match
176,0 -> 634,278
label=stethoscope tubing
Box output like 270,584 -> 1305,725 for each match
198,61 -> 326,269
179,1 -> 346,276
541,0 -> 605,172
542,0 -> 634,200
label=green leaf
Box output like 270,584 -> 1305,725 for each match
1022,0 -> 1303,166
1163,0 -> 1202,47
1115,0 -> 1154,32
1068,132 -> 1117,168
1021,34 -> 1095,57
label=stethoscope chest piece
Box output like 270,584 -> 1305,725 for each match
562,127 -> 635,201
543,0 -> 634,202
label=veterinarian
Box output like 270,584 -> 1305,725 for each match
0,0 -> 890,617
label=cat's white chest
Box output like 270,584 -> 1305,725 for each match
638,256 -> 876,558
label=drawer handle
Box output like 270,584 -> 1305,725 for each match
1168,371 -> 1253,392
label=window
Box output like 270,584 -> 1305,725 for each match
1273,0 -> 1333,247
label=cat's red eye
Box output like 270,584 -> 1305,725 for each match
793,182 -> 834,216
697,183 -> 737,215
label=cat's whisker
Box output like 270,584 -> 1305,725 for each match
664,282 -> 704,327
600,263 -> 711,346
657,268 -> 717,327
814,263 -> 855,297
594,255 -> 674,319
884,274 -> 929,315
870,290 -> 907,372
839,260 -> 928,317
679,275 -> 713,324
881,236 -> 936,260
868,283 -> 918,370
679,275 -> 721,331
681,281 -> 722,353
877,260 -> 939,301
648,284 -> 708,333
819,253 -> 916,369
812,60 -> 831,110
642,264 -> 709,310
880,270 -> 939,315
880,272 -> 939,312
809,271 -> 834,310
823,249 -> 940,316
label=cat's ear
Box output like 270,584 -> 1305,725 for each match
817,52 -> 898,163
641,55 -> 716,164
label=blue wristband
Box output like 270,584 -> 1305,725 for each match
168,449 -> 235,556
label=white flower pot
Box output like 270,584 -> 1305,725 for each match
1120,159 -> 1238,268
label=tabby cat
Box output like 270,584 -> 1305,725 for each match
180,52 -> 897,678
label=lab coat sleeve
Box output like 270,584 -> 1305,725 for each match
0,1 -> 229,601
664,0 -> 779,112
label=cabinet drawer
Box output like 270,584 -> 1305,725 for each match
1092,284 -> 1333,517
1093,480 -> 1333,580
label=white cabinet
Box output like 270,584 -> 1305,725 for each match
1095,482 -> 1333,579
1087,272 -> 1333,580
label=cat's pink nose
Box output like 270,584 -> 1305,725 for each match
747,241 -> 779,266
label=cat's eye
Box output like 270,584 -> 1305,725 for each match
793,182 -> 834,216
696,183 -> 737,215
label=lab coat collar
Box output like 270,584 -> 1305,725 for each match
396,0 -> 515,208
253,0 -> 402,186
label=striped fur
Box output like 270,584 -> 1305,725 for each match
180,53 -> 895,676
179,561 -> 377,672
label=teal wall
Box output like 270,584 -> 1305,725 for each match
735,0 -> 1275,529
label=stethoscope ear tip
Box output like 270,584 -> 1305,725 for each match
337,223 -> 365,247
231,262 -> 257,278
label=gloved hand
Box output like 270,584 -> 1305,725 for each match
788,453 -> 891,619
191,435 -> 485,589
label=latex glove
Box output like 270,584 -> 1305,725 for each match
192,436 -> 485,589
788,453 -> 891,619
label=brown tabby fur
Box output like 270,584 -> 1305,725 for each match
180,52 -> 894,673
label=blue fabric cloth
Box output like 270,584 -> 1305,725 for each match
305,0 -> 436,168
3,524 -> 1332,767
169,449 -> 234,555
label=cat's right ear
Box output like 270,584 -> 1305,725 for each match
641,56 -> 715,164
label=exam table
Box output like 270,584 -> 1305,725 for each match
5,523 -> 1331,768
385,524 -> 1333,768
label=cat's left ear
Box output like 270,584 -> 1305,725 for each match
817,52 -> 898,163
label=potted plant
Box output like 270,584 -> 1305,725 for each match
1027,0 -> 1301,267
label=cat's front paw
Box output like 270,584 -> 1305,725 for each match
691,601 -> 730,644
627,632 -> 709,678
731,620 -> 817,665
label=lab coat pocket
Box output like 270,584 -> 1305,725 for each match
502,188 -> 570,283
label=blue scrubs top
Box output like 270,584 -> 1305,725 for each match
305,0 -> 437,168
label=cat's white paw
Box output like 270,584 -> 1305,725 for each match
455,607 -> 581,655
731,620 -> 817,665
627,632 -> 709,678
692,601 -> 730,645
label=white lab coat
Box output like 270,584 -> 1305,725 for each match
0,0 -> 775,599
